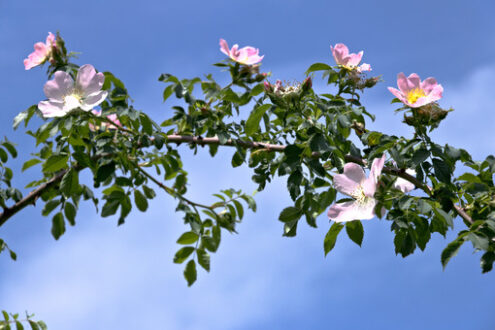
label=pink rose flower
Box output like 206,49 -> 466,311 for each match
24,32 -> 56,70
393,169 -> 416,193
327,155 -> 386,223
388,73 -> 443,108
38,64 -> 108,118
90,110 -> 122,130
219,39 -> 264,65
330,43 -> 371,72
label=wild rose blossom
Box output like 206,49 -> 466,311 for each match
219,39 -> 264,65
24,32 -> 56,70
38,64 -> 108,118
388,73 -> 443,108
327,155 -> 386,223
330,43 -> 371,72
90,110 -> 122,130
393,169 -> 416,193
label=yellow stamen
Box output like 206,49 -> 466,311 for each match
406,88 -> 426,105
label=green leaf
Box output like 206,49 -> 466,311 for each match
324,222 -> 344,256
2,142 -> 17,158
42,154 -> 68,173
305,63 -> 332,74
60,168 -> 79,197
481,252 -> 495,273
441,237 -> 465,269
51,212 -> 66,240
142,185 -> 156,199
457,173 -> 482,184
0,148 -> 8,163
232,200 -> 244,220
467,232 -> 489,250
28,321 -> 40,330
184,259 -> 197,286
13,110 -> 29,130
309,134 -> 331,153
432,158 -> 451,183
245,104 -> 271,136
101,200 -> 120,217
176,232 -> 199,245
162,85 -> 174,102
345,220 -> 364,246
22,159 -> 42,172
134,190 -> 148,212
197,249 -> 210,272
433,208 -> 453,228
173,246 -> 195,264
64,202 -> 76,226
411,148 -> 430,166
42,199 -> 61,216
95,162 -> 115,183
278,207 -> 302,223
37,321 -> 47,330
15,321 -> 24,330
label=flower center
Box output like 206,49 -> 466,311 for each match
63,93 -> 82,111
350,186 -> 371,207
406,88 -> 426,105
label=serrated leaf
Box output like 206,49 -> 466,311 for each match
305,62 -> 332,74
324,222 -> 344,256
184,259 -> 197,286
42,199 -> 61,216
481,252 -> 495,273
441,237 -> 465,269
197,249 -> 210,272
2,142 -> 17,158
101,199 -> 120,217
22,158 -> 42,172
176,232 -> 199,245
134,190 -> 148,212
278,206 -> 302,223
28,321 -> 40,330
60,168 -> 79,197
245,104 -> 271,136
42,154 -> 68,173
64,202 -> 76,226
432,158 -> 451,183
345,220 -> 364,246
51,212 -> 65,240
411,148 -> 429,166
173,246 -> 195,264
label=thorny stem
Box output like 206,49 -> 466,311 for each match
0,134 -> 473,227
135,165 -> 214,211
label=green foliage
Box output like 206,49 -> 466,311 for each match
2,35 -> 495,299
0,311 -> 47,330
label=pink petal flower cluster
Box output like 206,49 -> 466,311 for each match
388,73 -> 443,108
219,39 -> 264,65
327,155 -> 386,223
24,32 -> 56,70
90,110 -> 122,130
38,64 -> 108,118
393,169 -> 416,193
330,43 -> 371,72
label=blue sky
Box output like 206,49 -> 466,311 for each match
1,1 -> 495,329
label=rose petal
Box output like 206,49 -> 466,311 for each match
80,90 -> 108,110
328,200 -> 377,222
219,39 -> 230,56
38,100 -> 67,118
333,163 -> 366,196
43,71 -> 74,100
363,154 -> 385,196
76,64 -> 105,97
